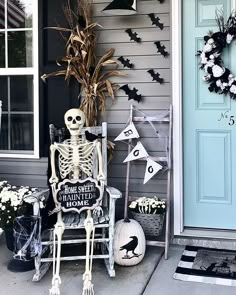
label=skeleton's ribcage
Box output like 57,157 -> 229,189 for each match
57,141 -> 96,179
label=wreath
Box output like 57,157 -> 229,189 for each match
198,13 -> 236,99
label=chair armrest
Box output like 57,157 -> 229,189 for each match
106,186 -> 122,199
24,189 -> 50,204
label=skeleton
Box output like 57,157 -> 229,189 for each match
49,109 -> 104,295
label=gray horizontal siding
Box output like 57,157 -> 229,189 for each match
93,0 -> 171,207
0,158 -> 48,188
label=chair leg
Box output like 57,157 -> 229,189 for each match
33,255 -> 41,281
49,214 -> 65,295
33,252 -> 51,282
104,198 -> 116,277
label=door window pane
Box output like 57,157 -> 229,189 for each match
7,0 -> 32,28
8,30 -> 32,67
10,114 -> 33,150
10,75 -> 33,111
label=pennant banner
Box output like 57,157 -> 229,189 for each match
114,122 -> 140,142
123,141 -> 148,163
143,158 -> 163,184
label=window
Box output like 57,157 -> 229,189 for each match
0,0 -> 39,158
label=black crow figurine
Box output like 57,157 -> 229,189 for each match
120,236 -> 139,256
85,131 -> 104,142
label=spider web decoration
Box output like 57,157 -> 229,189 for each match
13,216 -> 41,261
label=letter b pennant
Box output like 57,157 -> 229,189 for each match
114,122 -> 140,141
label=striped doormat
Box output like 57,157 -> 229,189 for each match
173,246 -> 236,286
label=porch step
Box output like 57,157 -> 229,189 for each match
172,236 -> 236,250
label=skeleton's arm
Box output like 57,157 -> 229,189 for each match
49,143 -> 59,184
96,141 -> 104,181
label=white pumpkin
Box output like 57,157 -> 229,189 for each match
114,218 -> 146,266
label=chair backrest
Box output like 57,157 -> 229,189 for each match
49,122 -> 108,185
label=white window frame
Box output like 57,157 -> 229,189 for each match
0,0 -> 39,159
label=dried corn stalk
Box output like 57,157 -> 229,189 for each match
42,0 -> 125,126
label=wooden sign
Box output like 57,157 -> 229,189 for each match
55,178 -> 103,213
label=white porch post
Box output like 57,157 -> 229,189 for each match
171,0 -> 183,235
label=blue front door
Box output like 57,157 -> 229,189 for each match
183,0 -> 236,229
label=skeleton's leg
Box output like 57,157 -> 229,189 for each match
82,210 -> 95,295
49,212 -> 65,295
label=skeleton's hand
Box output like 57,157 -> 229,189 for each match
97,173 -> 105,182
49,175 -> 59,184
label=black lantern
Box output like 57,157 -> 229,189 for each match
102,0 -> 137,15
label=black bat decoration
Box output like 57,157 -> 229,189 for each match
158,0 -> 165,3
118,56 -> 134,69
154,41 -> 169,57
125,28 -> 142,43
120,84 -> 142,103
147,69 -> 164,84
85,131 -> 104,142
148,13 -> 164,30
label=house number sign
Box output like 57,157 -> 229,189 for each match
218,111 -> 236,126
56,178 -> 102,213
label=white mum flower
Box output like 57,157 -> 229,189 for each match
129,201 -> 137,209
1,205 -> 6,210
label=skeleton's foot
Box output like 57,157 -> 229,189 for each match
82,274 -> 94,295
49,276 -> 61,295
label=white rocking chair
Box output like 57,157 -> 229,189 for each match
33,113 -> 121,295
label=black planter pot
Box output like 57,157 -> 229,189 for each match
4,227 -> 14,252
4,227 -> 35,273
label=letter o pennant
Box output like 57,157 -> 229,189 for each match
144,158 -> 162,184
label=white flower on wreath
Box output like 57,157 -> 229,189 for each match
226,33 -> 234,44
200,52 -> 208,64
203,43 -> 213,53
212,65 -> 225,78
230,85 -> 236,94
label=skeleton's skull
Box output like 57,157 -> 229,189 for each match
64,108 -> 85,136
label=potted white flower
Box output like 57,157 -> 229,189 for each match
0,181 -> 37,250
129,196 -> 166,236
